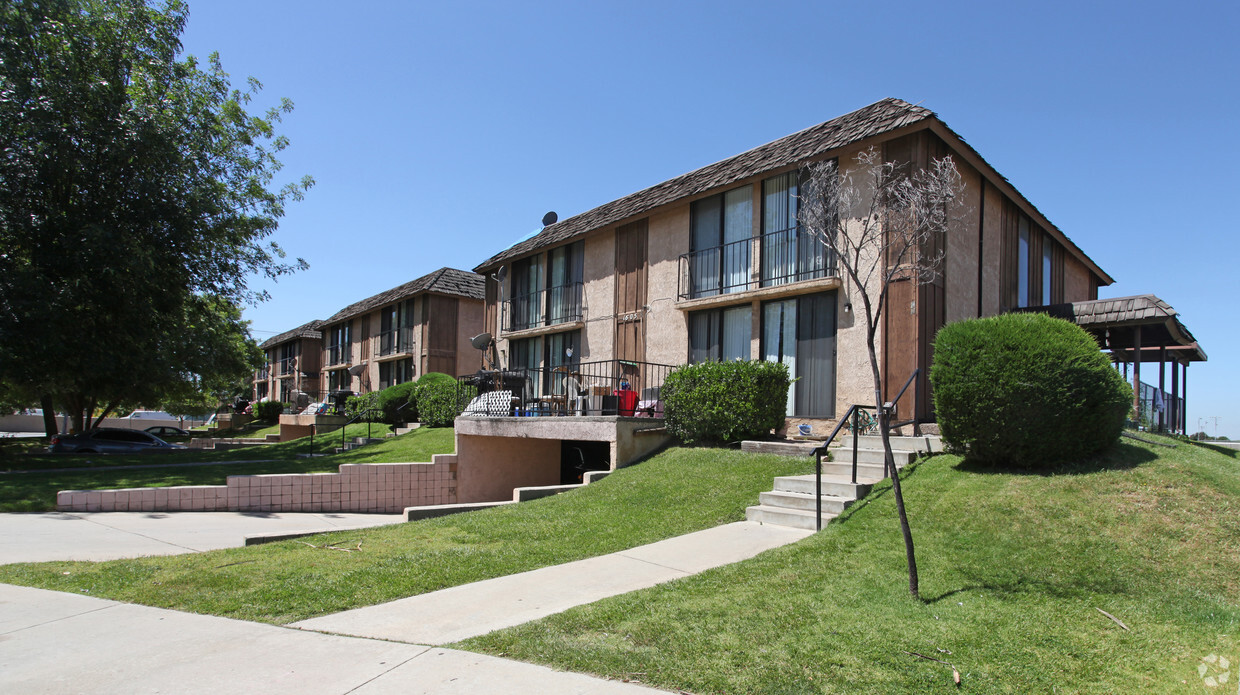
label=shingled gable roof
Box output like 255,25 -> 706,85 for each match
1018,294 -> 1206,361
323,267 -> 484,324
473,97 -> 1112,286
259,319 -> 323,350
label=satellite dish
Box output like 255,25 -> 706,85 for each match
542,211 -> 558,227
347,364 -> 365,377
470,332 -> 493,351
494,265 -> 508,283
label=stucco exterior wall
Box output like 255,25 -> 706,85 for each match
980,176 -> 1005,317
581,230 -> 616,361
454,434 -> 561,502
645,206 -> 690,366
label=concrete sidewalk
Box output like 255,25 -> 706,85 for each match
292,521 -> 812,644
0,511 -> 405,563
0,583 -> 664,694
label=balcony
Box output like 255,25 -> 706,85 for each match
276,356 -> 298,377
255,366 -> 270,381
502,283 -> 583,334
678,225 -> 835,301
325,344 -> 352,368
456,359 -> 674,417
374,326 -> 415,359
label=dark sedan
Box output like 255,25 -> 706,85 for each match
48,428 -> 187,454
144,425 -> 191,438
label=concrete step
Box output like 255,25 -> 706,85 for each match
746,504 -> 837,530
352,437 -> 385,445
835,434 -> 943,454
740,440 -> 819,457
773,475 -> 873,498
825,447 -> 918,467
758,490 -> 853,514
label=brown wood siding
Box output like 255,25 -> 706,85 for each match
999,200 -> 1019,312
484,277 -> 498,338
425,295 -> 459,375
1029,225 -> 1044,306
614,219 -> 648,371
1050,243 -> 1065,304
884,277 -> 919,420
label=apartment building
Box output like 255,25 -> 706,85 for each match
316,267 -> 485,397
254,320 -> 324,405
472,98 -> 1113,429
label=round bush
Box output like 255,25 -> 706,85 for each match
254,400 -> 286,422
930,313 -> 1131,467
376,381 -> 417,424
414,372 -> 465,427
662,360 -> 791,445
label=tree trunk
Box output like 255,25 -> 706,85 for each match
866,328 -> 920,600
40,395 -> 58,438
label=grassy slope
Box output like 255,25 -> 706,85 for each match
0,425 -> 455,511
0,447 -> 812,624
458,437 -> 1240,694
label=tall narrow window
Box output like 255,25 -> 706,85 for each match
762,170 -> 832,287
547,242 -> 584,324
1042,241 -> 1053,306
1017,217 -> 1030,308
688,306 -> 751,362
762,293 -> 836,418
510,255 -> 544,331
690,187 -> 752,298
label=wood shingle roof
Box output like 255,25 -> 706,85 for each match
323,267 -> 484,324
259,319 -> 323,350
475,97 -> 935,271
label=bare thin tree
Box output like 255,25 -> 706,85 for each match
800,148 -> 963,599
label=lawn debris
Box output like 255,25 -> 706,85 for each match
213,559 -> 258,569
902,650 -> 961,686
1095,607 -> 1130,630
297,539 -> 363,552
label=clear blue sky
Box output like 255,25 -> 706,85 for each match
180,0 -> 1239,438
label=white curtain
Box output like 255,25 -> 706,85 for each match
722,306 -> 752,361
722,187 -> 752,293
763,299 -> 797,416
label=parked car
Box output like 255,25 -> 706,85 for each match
124,410 -> 176,420
144,425 -> 190,438
48,428 -> 187,454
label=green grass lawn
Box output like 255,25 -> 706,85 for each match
0,425 -> 456,511
0,447 -> 812,623
455,436 -> 1240,693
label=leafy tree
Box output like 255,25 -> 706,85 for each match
800,148 -> 964,600
0,0 -> 311,433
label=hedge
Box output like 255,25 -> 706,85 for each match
930,312 -> 1131,467
415,372 -> 467,427
662,360 -> 791,445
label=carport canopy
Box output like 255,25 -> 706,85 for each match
1018,294 -> 1206,434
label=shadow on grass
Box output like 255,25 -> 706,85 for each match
953,440 -> 1156,477
829,457 -> 925,525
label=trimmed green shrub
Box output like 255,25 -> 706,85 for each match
376,381 -> 418,424
344,392 -> 379,422
662,360 -> 791,445
930,312 -> 1131,467
415,372 -> 469,427
254,400 -> 286,422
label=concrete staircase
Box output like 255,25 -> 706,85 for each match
334,436 -> 387,454
385,423 -> 420,438
744,434 -> 941,531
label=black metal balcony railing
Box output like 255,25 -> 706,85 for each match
255,366 -> 270,381
678,225 -> 836,300
502,282 -> 583,333
374,326 -> 415,358
326,343 -> 351,367
277,356 -> 298,377
456,359 -> 675,417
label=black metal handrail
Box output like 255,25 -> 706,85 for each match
676,225 -> 836,300
808,405 -> 877,531
326,344 -> 351,367
374,327 -> 415,358
887,368 -> 921,433
501,282 -> 584,332
678,235 -> 754,299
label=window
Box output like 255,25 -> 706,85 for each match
327,322 -> 351,365
1017,216 -> 1030,308
255,381 -> 268,401
379,358 -> 413,390
689,186 -> 752,297
327,369 -> 351,393
688,305 -> 751,363
378,300 -> 415,357
509,254 -> 545,331
546,242 -> 584,324
761,293 -> 836,418
544,330 -> 581,395
762,170 -> 832,286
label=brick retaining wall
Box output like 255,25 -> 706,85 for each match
56,455 -> 458,513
